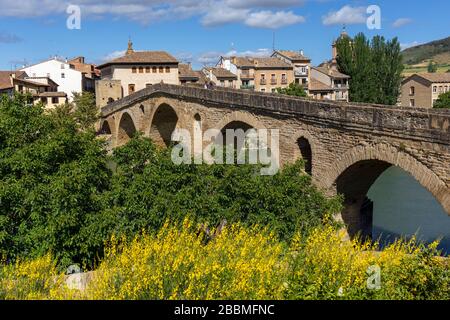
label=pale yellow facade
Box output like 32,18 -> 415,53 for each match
401,74 -> 450,108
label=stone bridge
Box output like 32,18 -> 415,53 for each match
99,83 -> 450,238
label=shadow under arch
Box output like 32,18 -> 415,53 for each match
117,112 -> 137,146
149,103 -> 179,147
321,144 -> 450,240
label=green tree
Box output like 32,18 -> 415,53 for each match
433,91 -> 450,109
72,91 -> 99,130
276,83 -> 307,97
427,61 -> 438,73
336,33 -> 404,105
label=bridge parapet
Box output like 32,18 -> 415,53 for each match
101,84 -> 450,144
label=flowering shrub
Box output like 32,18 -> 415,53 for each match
1,221 -> 448,300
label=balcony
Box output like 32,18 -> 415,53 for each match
260,79 -> 267,85
240,84 -> 255,90
333,83 -> 349,90
270,79 -> 277,85
294,67 -> 308,77
240,72 -> 254,80
281,79 -> 288,85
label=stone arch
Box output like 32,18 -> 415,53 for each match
290,130 -> 319,175
116,111 -> 137,146
212,111 -> 266,132
321,143 -> 450,239
297,137 -> 312,175
99,119 -> 112,135
148,103 -> 179,147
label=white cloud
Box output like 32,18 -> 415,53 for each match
0,0 -> 305,29
196,48 -> 271,66
0,31 -> 22,43
322,5 -> 367,26
400,41 -> 421,51
392,18 -> 412,28
102,50 -> 126,62
245,10 -> 305,29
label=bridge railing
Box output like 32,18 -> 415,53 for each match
101,83 -> 450,144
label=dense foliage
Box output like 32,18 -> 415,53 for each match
336,33 -> 404,105
0,94 -> 341,269
1,222 -> 448,300
276,83 -> 307,97
433,91 -> 450,109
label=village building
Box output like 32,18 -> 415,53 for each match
401,73 -> 450,108
96,40 -> 179,107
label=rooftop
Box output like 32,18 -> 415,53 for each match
274,50 -> 311,62
406,73 -> 450,84
204,67 -> 238,79
98,51 -> 179,68
0,71 -> 26,90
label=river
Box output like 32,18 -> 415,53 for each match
367,166 -> 450,255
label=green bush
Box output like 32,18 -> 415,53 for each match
0,94 -> 341,269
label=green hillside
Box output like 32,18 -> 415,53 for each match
402,36 -> 450,65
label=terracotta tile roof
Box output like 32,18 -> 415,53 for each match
0,71 -> 26,90
252,57 -> 292,69
232,57 -> 255,68
179,63 -> 199,79
313,66 -> 350,79
414,73 -> 450,83
275,50 -> 311,62
204,67 -> 237,79
308,78 -> 333,91
98,51 -> 178,68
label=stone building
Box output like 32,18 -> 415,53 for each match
309,64 -> 350,101
401,73 -> 450,108
217,56 -> 294,93
96,40 -> 179,107
0,71 -> 67,108
271,50 -> 311,89
202,67 -> 238,88
179,63 -> 207,86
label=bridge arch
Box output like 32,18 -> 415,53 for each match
116,111 -> 138,146
99,119 -> 114,135
148,103 -> 179,147
321,143 -> 450,239
290,131 -> 318,175
213,111 -> 266,132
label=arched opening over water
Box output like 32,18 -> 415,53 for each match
335,160 -> 449,254
368,166 -> 450,254
149,103 -> 178,147
297,137 -> 312,175
117,112 -> 137,146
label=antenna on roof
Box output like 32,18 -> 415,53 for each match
272,31 -> 276,51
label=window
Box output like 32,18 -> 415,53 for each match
146,67 -> 150,73
47,73 -> 50,78
439,86 -> 443,93
445,86 -> 448,92
18,85 -> 23,93
165,67 -> 170,73
159,67 -> 164,73
220,80 -> 225,87
433,86 -> 437,93
410,86 -> 415,95
261,88 -> 266,92
132,67 -> 137,74
41,97 -> 48,105
61,64 -> 65,69
410,99 -> 415,107
271,88 -> 276,93
128,84 -> 135,94
228,80 -> 233,87
61,73 -> 65,78
146,84 -> 152,88
152,67 -> 157,73
52,97 -> 59,104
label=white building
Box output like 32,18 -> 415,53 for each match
20,57 -> 86,101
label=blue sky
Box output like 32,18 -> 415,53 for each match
0,0 -> 448,70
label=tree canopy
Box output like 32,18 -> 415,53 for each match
336,33 -> 404,105
276,83 -> 307,97
433,91 -> 450,109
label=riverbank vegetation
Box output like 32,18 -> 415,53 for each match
1,221 -> 448,300
0,94 -> 448,300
